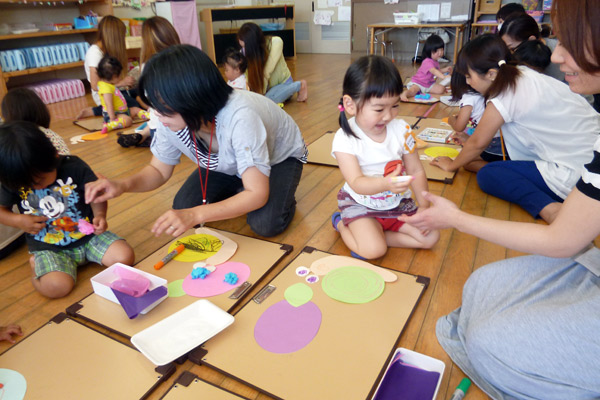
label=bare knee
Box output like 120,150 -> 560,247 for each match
35,271 -> 75,298
356,242 -> 388,260
420,230 -> 440,249
101,240 -> 135,267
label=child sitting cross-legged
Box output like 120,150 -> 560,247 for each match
223,47 -> 248,90
0,121 -> 135,298
97,55 -> 149,134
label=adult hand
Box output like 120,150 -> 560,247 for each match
119,75 -> 136,88
151,208 -> 198,237
85,175 -> 124,204
430,156 -> 455,172
385,165 -> 413,193
0,324 -> 23,343
450,131 -> 469,146
18,214 -> 48,235
398,191 -> 460,231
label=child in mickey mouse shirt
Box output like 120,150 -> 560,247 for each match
0,121 -> 134,298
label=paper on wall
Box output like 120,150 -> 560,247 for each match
317,0 -> 328,8
417,4 -> 440,21
328,0 -> 342,6
338,5 -> 351,21
314,10 -> 334,25
384,0 -> 399,3
440,2 -> 452,19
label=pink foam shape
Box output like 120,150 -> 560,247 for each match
182,261 -> 250,297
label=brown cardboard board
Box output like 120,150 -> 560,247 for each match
0,314 -> 173,400
74,117 -> 145,132
306,116 -> 420,167
199,247 -> 429,400
412,117 -> 460,183
161,371 -> 250,400
68,228 -> 291,339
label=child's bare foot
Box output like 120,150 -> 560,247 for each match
400,92 -> 409,102
76,107 -> 94,120
297,80 -> 308,102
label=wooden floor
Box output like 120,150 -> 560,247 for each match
0,54 -> 550,399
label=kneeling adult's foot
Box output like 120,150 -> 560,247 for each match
297,80 -> 308,102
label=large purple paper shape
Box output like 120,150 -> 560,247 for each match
112,286 -> 168,319
373,360 -> 439,400
254,300 -> 322,354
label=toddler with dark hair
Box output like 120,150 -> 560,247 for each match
222,47 -> 248,90
0,121 -> 134,298
97,55 -> 149,133
400,34 -> 452,102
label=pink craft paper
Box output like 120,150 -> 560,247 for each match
254,300 -> 322,354
110,266 -> 151,297
182,261 -> 250,297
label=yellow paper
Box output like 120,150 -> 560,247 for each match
424,146 -> 460,159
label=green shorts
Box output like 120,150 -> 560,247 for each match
32,231 -> 123,282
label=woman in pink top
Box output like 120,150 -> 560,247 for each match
400,34 -> 452,102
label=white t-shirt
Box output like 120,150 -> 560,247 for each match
490,66 -> 600,199
331,117 -> 415,210
84,44 -> 103,106
460,92 -> 499,138
228,74 -> 247,90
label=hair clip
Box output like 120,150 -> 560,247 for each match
498,60 -> 506,67
338,104 -> 345,112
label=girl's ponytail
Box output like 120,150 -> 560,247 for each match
486,57 -> 520,101
338,98 -> 356,138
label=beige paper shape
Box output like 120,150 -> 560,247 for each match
309,255 -> 397,282
193,227 -> 237,265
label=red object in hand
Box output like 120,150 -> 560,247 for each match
384,160 -> 405,177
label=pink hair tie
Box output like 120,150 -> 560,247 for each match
338,104 -> 345,112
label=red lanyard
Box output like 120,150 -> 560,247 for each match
191,120 -> 215,206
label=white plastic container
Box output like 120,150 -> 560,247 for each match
372,347 -> 445,400
393,12 -> 421,25
91,263 -> 168,314
131,299 -> 234,365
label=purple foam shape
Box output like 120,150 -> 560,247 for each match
111,286 -> 168,319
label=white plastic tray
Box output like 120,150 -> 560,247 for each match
131,299 -> 234,365
372,347 -> 445,400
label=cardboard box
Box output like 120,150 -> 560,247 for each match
91,263 -> 168,314
393,12 -> 420,25
478,0 -> 501,13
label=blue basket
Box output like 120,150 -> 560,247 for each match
260,23 -> 284,31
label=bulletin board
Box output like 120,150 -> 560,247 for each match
160,371 -> 250,400
196,247 -> 429,400
67,228 -> 292,340
306,115 -> 420,167
0,314 -> 174,400
412,117 -> 460,183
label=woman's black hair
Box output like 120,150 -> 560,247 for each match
222,47 -> 248,74
449,67 -> 475,102
455,34 -> 520,101
339,55 -> 403,138
1,87 -> 50,128
498,13 -> 541,47
139,44 -> 233,133
513,39 -> 552,72
421,34 -> 445,59
496,2 -> 526,22
97,55 -> 123,81
0,121 -> 59,191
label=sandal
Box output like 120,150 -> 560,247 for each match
331,212 -> 341,232
117,133 -> 142,148
136,137 -> 152,148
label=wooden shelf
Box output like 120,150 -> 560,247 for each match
2,61 -> 84,80
0,28 -> 97,41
